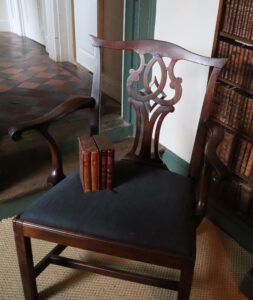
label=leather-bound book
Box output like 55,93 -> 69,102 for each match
78,136 -> 98,192
100,150 -> 107,189
107,149 -> 115,189
93,135 -> 114,190
91,149 -> 99,192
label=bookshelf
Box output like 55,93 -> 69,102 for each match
210,0 -> 253,231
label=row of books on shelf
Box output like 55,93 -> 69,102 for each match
210,177 -> 252,220
216,130 -> 234,166
222,0 -> 253,41
217,40 -> 253,90
234,139 -> 253,178
212,83 -> 253,136
214,129 -> 253,178
79,135 -> 114,193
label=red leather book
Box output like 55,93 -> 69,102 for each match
93,135 -> 114,190
107,149 -> 115,189
91,149 -> 99,192
78,136 -> 98,192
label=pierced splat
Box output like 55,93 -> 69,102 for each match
126,53 -> 183,163
91,35 -> 227,176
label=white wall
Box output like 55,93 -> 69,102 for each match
74,0 -> 97,72
154,0 -> 219,162
0,0 -> 10,31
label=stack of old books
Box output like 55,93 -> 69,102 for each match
78,135 -> 114,192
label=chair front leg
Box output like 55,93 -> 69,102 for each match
13,221 -> 38,300
177,261 -> 194,300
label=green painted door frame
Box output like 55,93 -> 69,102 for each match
122,0 -> 157,125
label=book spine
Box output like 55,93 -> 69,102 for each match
106,149 -> 114,189
226,0 -> 234,34
249,6 -> 253,40
83,151 -> 91,192
242,99 -> 250,134
240,142 -> 252,175
100,149 -> 107,190
242,0 -> 250,38
244,147 -> 253,177
234,139 -> 247,173
231,0 -> 240,35
241,47 -> 247,86
222,0 -> 232,33
91,150 -> 99,192
236,184 -> 252,215
234,1 -> 243,36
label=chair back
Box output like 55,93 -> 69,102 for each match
90,36 -> 226,179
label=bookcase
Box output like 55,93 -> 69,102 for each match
209,0 -> 253,231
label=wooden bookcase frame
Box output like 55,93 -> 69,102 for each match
208,0 -> 253,297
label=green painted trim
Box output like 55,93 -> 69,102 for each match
123,0 -> 157,125
105,125 -> 133,142
162,149 -> 189,176
0,190 -> 45,220
207,199 -> 253,254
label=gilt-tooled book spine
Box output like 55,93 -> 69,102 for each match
100,149 -> 107,190
107,149 -> 114,189
93,135 -> 115,190
91,149 -> 99,192
79,136 -> 97,193
83,151 -> 91,192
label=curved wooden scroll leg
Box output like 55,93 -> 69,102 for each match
39,129 -> 66,186
9,96 -> 96,186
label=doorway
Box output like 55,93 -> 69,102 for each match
73,0 -> 124,103
19,0 -> 45,45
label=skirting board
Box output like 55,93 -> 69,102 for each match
0,20 -> 10,32
101,74 -> 121,103
162,148 -> 189,176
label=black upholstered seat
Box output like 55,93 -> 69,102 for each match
21,160 -> 196,256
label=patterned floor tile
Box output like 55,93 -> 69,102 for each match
36,72 -> 55,79
0,85 -> 13,92
18,81 -> 40,89
0,32 -> 120,138
2,68 -> 23,74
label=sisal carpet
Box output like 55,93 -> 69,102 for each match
1,218 -> 252,299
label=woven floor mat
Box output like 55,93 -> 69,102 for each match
1,218 -> 252,299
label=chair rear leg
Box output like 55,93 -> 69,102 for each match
13,221 -> 38,300
177,262 -> 194,300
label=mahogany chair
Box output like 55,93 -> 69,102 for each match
10,36 -> 226,300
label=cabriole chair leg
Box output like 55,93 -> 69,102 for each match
13,222 -> 38,300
